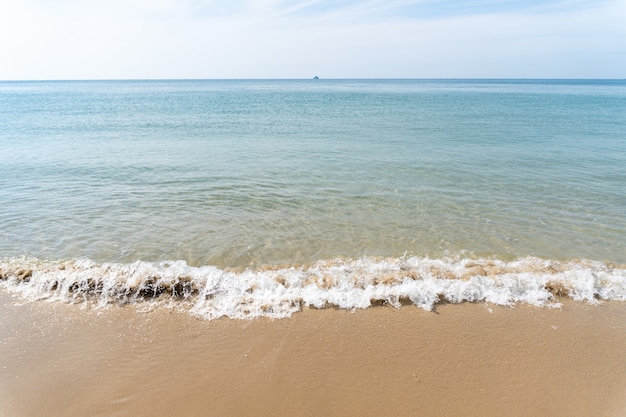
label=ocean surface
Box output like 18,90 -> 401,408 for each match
1,79 -> 625,318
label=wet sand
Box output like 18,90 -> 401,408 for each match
0,290 -> 624,417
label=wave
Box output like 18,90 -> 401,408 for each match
1,256 -> 625,320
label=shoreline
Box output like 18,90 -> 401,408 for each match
1,291 -> 625,417
2,255 -> 625,320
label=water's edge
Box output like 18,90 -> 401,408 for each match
2,255 -> 624,320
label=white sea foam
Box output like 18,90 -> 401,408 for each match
1,256 -> 625,320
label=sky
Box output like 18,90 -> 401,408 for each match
0,0 -> 625,79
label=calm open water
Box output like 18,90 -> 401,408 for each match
1,79 -> 625,267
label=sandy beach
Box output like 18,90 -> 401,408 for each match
0,290 -> 624,417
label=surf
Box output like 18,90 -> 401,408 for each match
1,255 -> 624,320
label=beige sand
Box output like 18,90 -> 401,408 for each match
0,290 -> 624,417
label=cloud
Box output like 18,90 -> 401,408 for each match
0,0 -> 624,79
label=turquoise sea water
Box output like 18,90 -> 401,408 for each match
1,79 -> 625,317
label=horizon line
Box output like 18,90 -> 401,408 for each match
1,77 -> 625,82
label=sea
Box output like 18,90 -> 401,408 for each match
1,79 -> 625,319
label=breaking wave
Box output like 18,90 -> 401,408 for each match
1,256 -> 625,320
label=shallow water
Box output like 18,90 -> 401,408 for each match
2,79 -> 625,267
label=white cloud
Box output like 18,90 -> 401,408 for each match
0,0 -> 624,79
